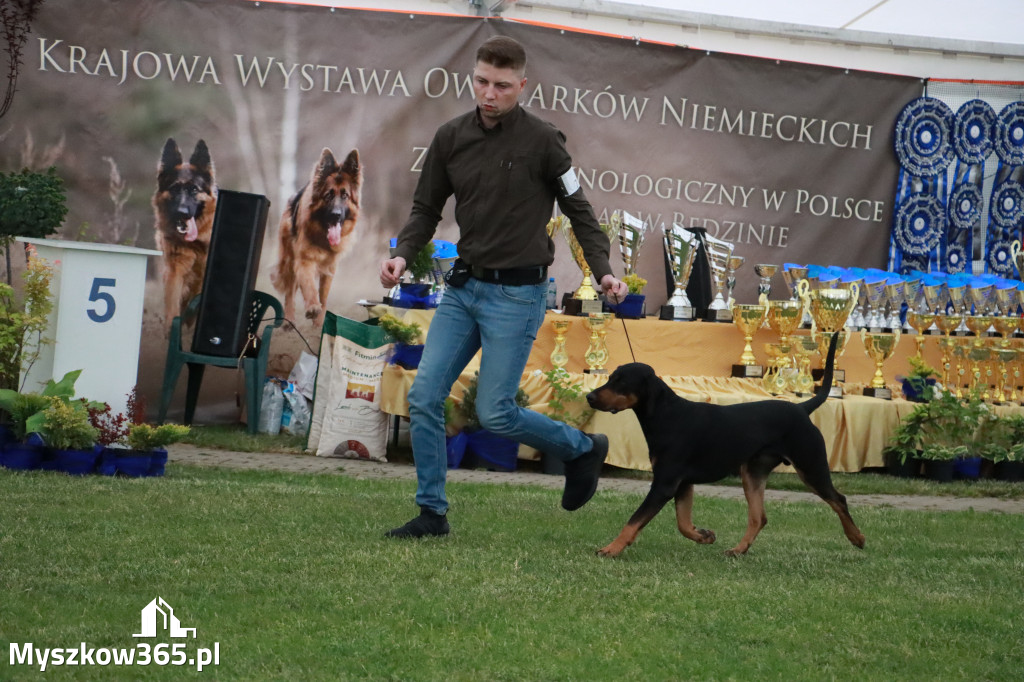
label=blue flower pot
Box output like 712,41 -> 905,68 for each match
1,442 -> 44,470
609,293 -> 646,319
465,429 -> 518,471
953,456 -> 982,480
51,447 -> 101,476
115,451 -> 154,478
390,343 -> 425,370
146,449 -> 169,477
446,432 -> 468,469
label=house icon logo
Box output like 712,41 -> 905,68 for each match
133,597 -> 197,638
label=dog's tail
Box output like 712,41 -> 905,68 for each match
801,331 -> 840,415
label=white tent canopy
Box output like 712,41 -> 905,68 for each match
273,0 -> 1024,80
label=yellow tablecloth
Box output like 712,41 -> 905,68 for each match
375,307 -> 1024,472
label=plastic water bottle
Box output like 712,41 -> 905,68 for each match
258,379 -> 284,435
546,277 -> 558,309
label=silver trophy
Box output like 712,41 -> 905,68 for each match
754,264 -> 778,303
618,210 -> 648,276
659,224 -> 701,321
703,233 -> 735,322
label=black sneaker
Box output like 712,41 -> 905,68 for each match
561,433 -> 608,511
385,508 -> 450,538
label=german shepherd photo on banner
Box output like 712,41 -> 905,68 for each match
153,138 -> 217,331
271,147 -> 361,329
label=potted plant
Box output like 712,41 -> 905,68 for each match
898,355 -> 940,403
394,242 -> 437,308
0,369 -> 90,471
122,423 -> 190,477
377,313 -> 425,369
0,166 -> 68,285
38,395 -> 101,475
459,371 -> 529,471
536,367 -> 595,475
976,412 -> 1024,482
885,387 -> 983,481
609,272 -> 648,319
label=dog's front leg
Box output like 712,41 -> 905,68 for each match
674,484 -> 716,544
295,261 -> 322,322
598,486 -> 674,558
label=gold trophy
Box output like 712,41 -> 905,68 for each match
583,312 -> 612,374
549,214 -> 603,316
861,328 -> 901,399
754,264 -> 779,302
703,233 -> 735,322
798,279 -> 859,398
731,303 -> 767,378
659,224 -> 701,321
549,318 -> 572,370
767,299 -> 803,346
905,310 -> 936,359
762,342 -> 793,395
790,336 -> 818,396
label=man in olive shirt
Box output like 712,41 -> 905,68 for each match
380,35 -> 627,538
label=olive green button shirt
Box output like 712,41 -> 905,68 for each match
394,104 -> 612,282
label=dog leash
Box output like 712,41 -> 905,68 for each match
620,317 -> 637,363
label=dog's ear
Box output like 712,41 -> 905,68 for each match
314,148 -> 338,184
342,149 -> 362,198
189,140 -> 214,177
641,366 -> 663,421
157,138 -> 181,183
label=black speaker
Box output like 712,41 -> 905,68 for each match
191,189 -> 270,357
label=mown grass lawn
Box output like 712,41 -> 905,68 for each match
2,463 -> 1022,681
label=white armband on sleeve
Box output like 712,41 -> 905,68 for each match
557,168 -> 581,197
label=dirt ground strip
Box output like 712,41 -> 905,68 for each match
167,445 -> 1024,515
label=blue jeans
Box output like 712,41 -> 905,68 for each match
407,277 -> 594,514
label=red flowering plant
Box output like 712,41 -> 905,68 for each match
86,387 -> 146,446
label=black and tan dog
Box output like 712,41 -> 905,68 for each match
153,138 -> 217,331
586,334 -> 865,558
271,148 -> 361,330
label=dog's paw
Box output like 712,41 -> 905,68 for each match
596,544 -> 623,558
724,545 -> 749,557
305,305 -> 321,321
696,528 -> 716,544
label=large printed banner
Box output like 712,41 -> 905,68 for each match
3,0 -> 920,411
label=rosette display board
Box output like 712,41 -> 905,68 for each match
945,100 -> 995,274
986,102 -> 1024,278
888,97 -> 953,274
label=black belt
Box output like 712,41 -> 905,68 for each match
469,264 -> 548,286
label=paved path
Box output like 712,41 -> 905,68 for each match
167,445 -> 1024,515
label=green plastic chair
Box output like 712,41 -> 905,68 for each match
157,291 -> 285,434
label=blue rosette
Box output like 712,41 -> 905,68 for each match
953,99 -> 995,164
894,97 -> 954,177
988,239 -> 1015,276
990,180 -> 1024,228
945,243 -> 968,274
993,101 -> 1024,166
947,183 -> 983,230
893,193 -> 945,256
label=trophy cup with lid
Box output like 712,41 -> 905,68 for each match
703,234 -> 735,322
583,312 -> 612,374
798,279 -> 859,398
659,225 -> 701,321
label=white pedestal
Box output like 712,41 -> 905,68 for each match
17,238 -> 161,418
